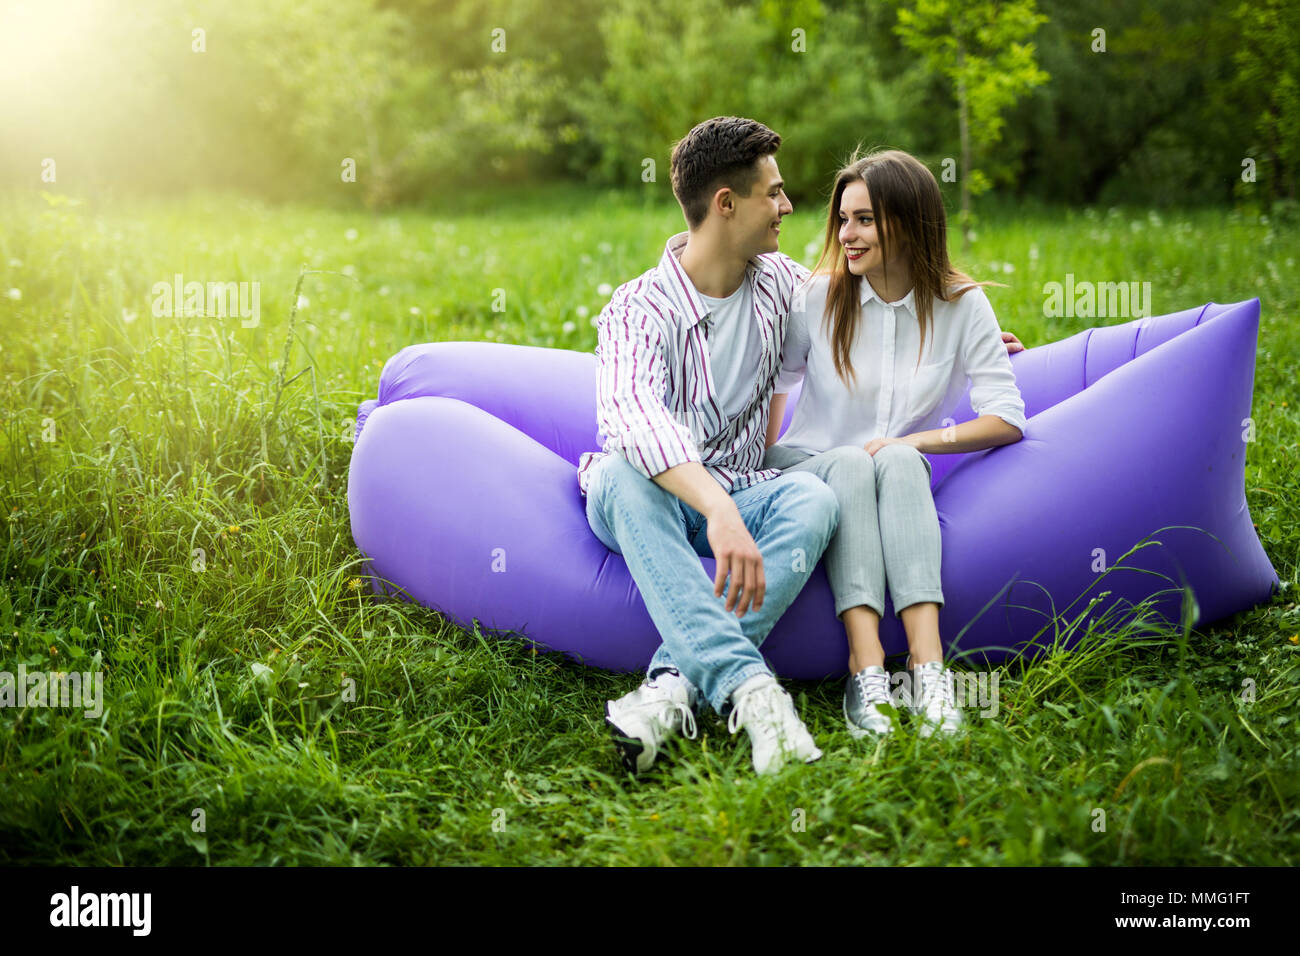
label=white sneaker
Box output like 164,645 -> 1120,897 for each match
605,669 -> 699,774
900,657 -> 964,737
726,674 -> 822,775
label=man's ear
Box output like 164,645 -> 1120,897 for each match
711,185 -> 734,220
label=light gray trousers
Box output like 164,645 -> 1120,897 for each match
760,443 -> 944,618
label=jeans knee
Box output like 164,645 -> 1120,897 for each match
781,472 -> 840,540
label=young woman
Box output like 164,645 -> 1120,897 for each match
762,148 -> 1028,739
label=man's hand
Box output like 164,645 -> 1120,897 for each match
1002,330 -> 1025,353
705,502 -> 765,616
651,462 -> 764,616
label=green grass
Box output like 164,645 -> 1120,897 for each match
1,186 -> 1297,865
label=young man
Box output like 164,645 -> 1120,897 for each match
576,116 -> 838,776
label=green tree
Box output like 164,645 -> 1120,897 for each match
892,0 -> 1049,250
223,0 -> 423,209
572,0 -> 771,188
1232,0 -> 1300,203
571,0 -> 915,205
1004,0 -> 1259,207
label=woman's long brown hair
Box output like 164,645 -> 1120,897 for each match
810,148 -> 1000,389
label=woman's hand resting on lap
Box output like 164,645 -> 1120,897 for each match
863,436 -> 918,456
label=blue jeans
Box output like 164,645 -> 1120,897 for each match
585,453 -> 839,714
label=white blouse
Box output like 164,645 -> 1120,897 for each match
773,273 -> 1028,454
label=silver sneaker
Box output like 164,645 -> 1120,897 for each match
605,669 -> 699,774
900,657 -> 964,737
843,665 -> 895,738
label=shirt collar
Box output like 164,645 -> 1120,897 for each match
660,231 -> 767,328
860,278 -> 916,316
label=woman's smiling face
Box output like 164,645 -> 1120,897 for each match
838,180 -> 888,276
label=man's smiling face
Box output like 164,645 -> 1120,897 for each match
731,154 -> 793,258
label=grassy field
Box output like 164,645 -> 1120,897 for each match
1,184 -> 1297,865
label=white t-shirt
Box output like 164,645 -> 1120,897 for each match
773,274 -> 1027,454
699,279 -> 763,422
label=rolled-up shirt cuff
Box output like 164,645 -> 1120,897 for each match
983,408 -> 1028,435
774,370 -> 804,393
617,425 -> 702,479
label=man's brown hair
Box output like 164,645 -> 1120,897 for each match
670,116 -> 782,229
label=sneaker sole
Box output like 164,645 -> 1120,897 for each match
604,704 -> 648,774
917,716 -> 966,738
753,745 -> 822,775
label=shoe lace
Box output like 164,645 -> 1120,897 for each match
727,684 -> 785,747
918,666 -> 956,713
853,669 -> 892,706
635,689 -> 698,741
633,676 -> 700,741
668,700 -> 698,740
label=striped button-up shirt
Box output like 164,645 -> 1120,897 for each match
577,231 -> 811,497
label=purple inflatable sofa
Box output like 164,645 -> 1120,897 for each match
347,298 -> 1279,678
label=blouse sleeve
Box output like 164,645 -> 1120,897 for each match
959,288 -> 1029,435
774,276 -> 813,394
